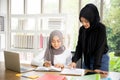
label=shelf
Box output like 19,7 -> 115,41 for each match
8,13 -> 67,56
11,14 -> 66,18
9,48 -> 44,52
11,30 -> 36,33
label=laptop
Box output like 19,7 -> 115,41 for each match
4,51 -> 35,73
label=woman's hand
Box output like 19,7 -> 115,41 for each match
68,62 -> 76,68
54,63 -> 64,69
94,69 -> 108,74
43,61 -> 51,67
94,69 -> 108,78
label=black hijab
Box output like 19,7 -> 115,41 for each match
79,3 -> 100,28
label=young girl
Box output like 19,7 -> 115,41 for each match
31,30 -> 72,69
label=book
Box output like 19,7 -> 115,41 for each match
16,73 -> 39,79
60,68 -> 85,76
37,74 -> 66,80
68,74 -> 100,80
34,66 -> 61,72
39,34 -> 43,48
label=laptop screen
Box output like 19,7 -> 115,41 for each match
4,51 -> 21,72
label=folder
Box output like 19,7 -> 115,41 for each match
37,74 -> 66,80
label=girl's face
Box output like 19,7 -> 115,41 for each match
51,36 -> 62,49
80,17 -> 90,29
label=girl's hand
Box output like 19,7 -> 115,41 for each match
68,62 -> 76,68
54,63 -> 64,69
43,61 -> 51,67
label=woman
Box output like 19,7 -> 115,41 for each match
69,4 -> 109,73
31,30 -> 72,69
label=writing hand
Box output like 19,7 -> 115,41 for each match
68,62 -> 76,68
54,63 -> 64,69
43,61 -> 51,67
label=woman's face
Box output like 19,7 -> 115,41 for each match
51,36 -> 62,49
80,17 -> 90,29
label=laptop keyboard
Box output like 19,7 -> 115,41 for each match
21,66 -> 35,72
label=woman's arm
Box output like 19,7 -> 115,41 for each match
72,28 -> 83,63
31,51 -> 45,66
66,50 -> 72,65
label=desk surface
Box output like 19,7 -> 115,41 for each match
0,62 -> 120,80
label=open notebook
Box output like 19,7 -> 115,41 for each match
34,66 -> 61,72
60,68 -> 85,76
4,51 -> 35,73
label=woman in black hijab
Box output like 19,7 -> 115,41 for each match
69,4 -> 109,73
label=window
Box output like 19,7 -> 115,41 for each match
81,0 -> 101,16
103,0 -> 120,72
11,0 -> 24,14
43,0 -> 59,14
9,0 -> 67,63
27,0 -> 41,14
61,0 -> 79,50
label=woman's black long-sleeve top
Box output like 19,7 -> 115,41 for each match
72,23 -> 108,70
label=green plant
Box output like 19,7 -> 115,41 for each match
109,52 -> 120,72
